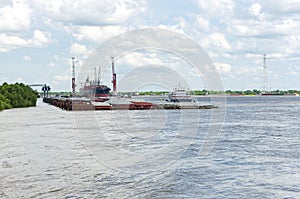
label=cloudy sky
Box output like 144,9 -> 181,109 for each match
0,0 -> 300,91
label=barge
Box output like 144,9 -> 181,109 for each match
44,57 -> 217,111
43,97 -> 216,111
43,96 -> 154,111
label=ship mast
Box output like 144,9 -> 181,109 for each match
94,67 -> 97,85
111,57 -> 117,95
97,67 -> 101,85
72,57 -> 76,96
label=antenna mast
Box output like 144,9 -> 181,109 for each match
111,57 -> 117,95
263,54 -> 268,94
72,57 -> 76,96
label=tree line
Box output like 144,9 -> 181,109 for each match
132,89 -> 300,96
0,82 -> 39,111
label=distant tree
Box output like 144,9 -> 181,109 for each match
0,94 -> 12,110
252,89 -> 260,95
0,82 -> 38,110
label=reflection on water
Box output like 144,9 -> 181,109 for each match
0,97 -> 299,198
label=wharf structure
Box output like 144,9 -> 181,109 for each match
43,96 -> 217,111
43,57 -> 217,111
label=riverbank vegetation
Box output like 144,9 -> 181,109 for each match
41,89 -> 300,97
135,89 -> 300,96
0,82 -> 39,111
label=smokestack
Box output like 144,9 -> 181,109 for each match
72,57 -> 76,96
111,57 -> 117,95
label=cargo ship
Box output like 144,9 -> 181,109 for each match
79,67 -> 111,101
78,57 -> 153,109
79,77 -> 111,98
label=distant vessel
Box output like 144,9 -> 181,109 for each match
166,84 -> 193,102
261,93 -> 284,96
79,67 -> 111,100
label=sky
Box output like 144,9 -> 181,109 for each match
0,0 -> 300,91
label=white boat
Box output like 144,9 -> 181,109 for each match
166,84 -> 193,102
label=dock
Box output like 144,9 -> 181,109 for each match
43,97 -> 95,111
43,97 -> 217,111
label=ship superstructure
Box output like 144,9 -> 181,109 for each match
79,67 -> 111,100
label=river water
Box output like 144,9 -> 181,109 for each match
0,96 -> 299,198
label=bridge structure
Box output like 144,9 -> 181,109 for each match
28,84 -> 51,98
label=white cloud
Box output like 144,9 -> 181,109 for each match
154,24 -> 185,35
215,62 -> 232,74
244,53 -> 261,59
48,62 -> 55,67
72,25 -> 128,44
52,69 -> 72,88
248,3 -> 261,16
30,30 -> 52,47
70,43 -> 90,57
54,74 -> 70,81
195,15 -> 209,31
248,3 -> 265,20
195,0 -> 235,17
30,0 -> 147,26
286,66 -> 300,76
53,54 -> 60,62
268,53 -> 289,59
228,18 -> 299,39
0,0 -> 32,32
23,55 -> 31,61
233,24 -> 253,36
285,35 -> 300,54
207,33 -> 231,51
0,33 -> 28,46
120,51 -> 164,68
236,65 -> 260,75
0,33 -> 28,52
0,30 -> 52,52
259,0 -> 300,15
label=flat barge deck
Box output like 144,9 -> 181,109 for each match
43,97 -> 217,111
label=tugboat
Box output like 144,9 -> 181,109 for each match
166,84 -> 193,102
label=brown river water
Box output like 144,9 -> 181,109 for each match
0,97 -> 299,198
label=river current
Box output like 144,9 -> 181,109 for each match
0,96 -> 299,198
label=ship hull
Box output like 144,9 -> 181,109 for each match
79,85 -> 110,99
261,93 -> 284,96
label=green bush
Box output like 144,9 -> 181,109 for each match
0,82 -> 38,110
